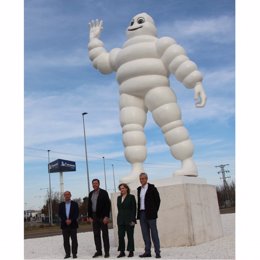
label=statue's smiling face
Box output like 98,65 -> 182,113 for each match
126,12 -> 157,39
128,16 -> 146,31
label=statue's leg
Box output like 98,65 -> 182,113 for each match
144,86 -> 198,176
120,93 -> 148,183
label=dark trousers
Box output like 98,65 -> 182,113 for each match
62,227 -> 78,256
139,211 -> 160,255
118,224 -> 135,252
92,215 -> 110,254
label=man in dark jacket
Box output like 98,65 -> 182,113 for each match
137,173 -> 161,258
58,191 -> 79,259
87,179 -> 111,258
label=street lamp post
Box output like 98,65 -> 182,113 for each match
47,150 -> 53,225
102,156 -> 107,191
112,164 -> 116,192
82,112 -> 91,195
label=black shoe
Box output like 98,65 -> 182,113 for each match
105,253 -> 110,258
117,251 -> 125,258
93,252 -> 102,258
139,253 -> 151,258
73,255 -> 77,259
156,254 -> 161,258
128,251 -> 134,257
64,255 -> 70,259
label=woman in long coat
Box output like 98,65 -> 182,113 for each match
117,183 -> 136,258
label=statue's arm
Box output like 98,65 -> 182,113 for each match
156,37 -> 207,107
88,19 -> 120,74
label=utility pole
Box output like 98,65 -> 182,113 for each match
102,156 -> 107,191
215,164 -> 231,188
215,164 -> 231,206
47,150 -> 53,225
112,164 -> 116,192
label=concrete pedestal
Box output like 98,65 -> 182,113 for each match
111,177 -> 223,248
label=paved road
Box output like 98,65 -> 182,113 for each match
24,209 -> 234,239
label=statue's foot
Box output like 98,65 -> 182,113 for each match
120,172 -> 140,184
120,163 -> 144,184
174,158 -> 198,177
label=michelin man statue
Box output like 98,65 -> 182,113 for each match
88,13 -> 207,183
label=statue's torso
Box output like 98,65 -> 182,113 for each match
115,36 -> 169,98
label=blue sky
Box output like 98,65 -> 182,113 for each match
24,0 -> 235,210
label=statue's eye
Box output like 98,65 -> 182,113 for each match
130,20 -> 134,26
137,17 -> 145,24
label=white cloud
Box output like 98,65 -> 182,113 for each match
193,138 -> 223,146
158,15 -> 235,44
25,48 -> 90,71
24,82 -> 121,147
203,67 -> 235,93
179,96 -> 234,124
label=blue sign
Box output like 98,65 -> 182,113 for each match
48,159 -> 76,173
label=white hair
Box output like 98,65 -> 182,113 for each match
139,172 -> 148,178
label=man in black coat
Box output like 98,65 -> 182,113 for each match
58,191 -> 79,259
87,179 -> 111,258
137,173 -> 161,258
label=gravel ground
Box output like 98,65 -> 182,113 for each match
24,213 -> 235,259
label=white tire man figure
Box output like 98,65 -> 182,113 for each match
88,13 -> 207,184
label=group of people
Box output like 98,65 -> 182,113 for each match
58,172 -> 161,259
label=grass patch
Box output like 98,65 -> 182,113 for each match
24,222 -> 113,239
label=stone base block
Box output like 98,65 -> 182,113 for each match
111,180 -> 223,248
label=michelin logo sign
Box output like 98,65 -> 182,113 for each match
48,159 -> 76,173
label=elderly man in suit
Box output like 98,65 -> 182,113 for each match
137,173 -> 161,258
87,179 -> 111,258
58,191 -> 79,259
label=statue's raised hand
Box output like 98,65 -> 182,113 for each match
89,19 -> 103,40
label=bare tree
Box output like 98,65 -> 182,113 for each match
216,181 -> 235,208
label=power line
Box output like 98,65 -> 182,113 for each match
25,146 -> 219,174
24,146 -> 178,167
